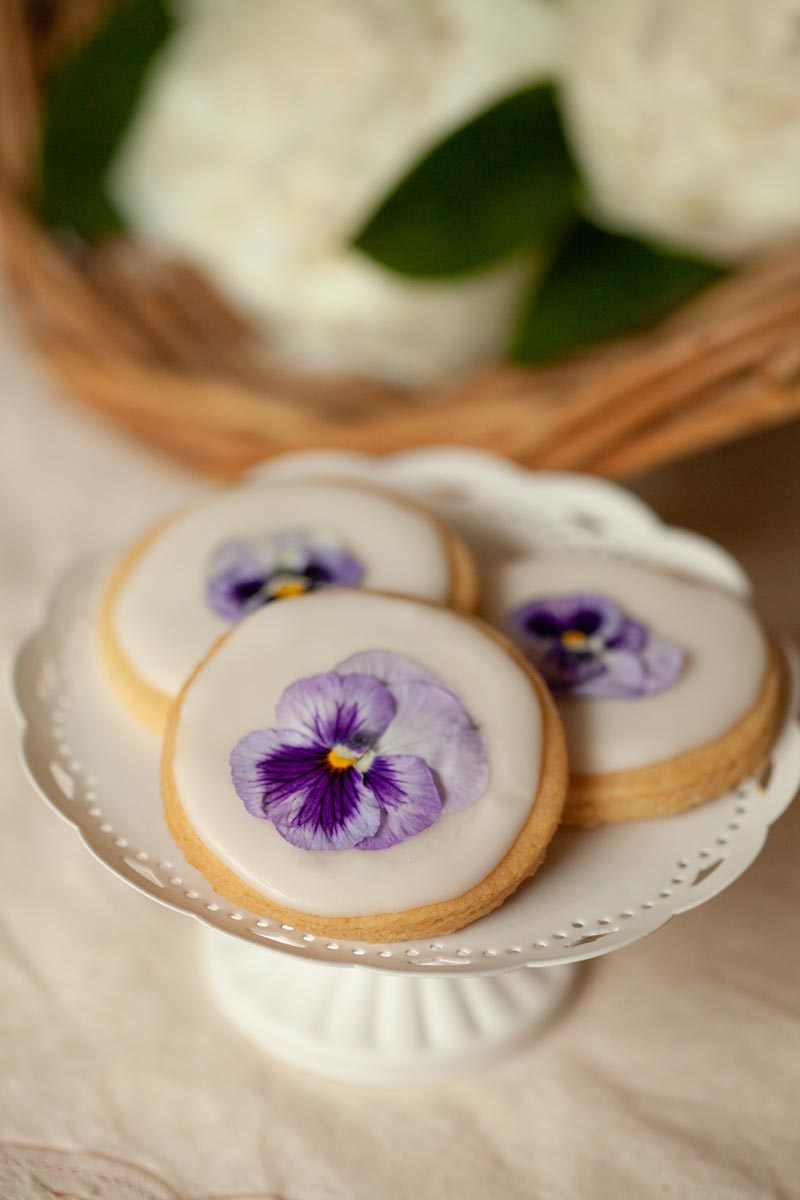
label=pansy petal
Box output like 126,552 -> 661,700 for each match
356,754 -> 442,851
335,650 -> 443,690
206,539 -> 280,620
573,650 -> 647,699
208,538 -> 260,578
270,764 -> 382,851
206,568 -> 264,620
374,681 -> 488,813
276,671 -> 395,747
306,543 -> 364,587
230,726 -> 382,849
522,641 -> 607,692
266,532 -> 363,587
230,727 -> 323,818
640,636 -> 685,695
510,593 -> 624,643
571,639 -> 685,699
607,616 -> 648,653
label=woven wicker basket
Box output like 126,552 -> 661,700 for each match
3,0 -> 800,479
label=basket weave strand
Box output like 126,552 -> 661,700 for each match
2,0 -> 800,478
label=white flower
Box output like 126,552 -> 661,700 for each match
111,0 -> 560,387
560,0 -> 800,262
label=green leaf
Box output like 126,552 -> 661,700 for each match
38,0 -> 174,238
510,221 -> 725,362
354,84 -> 578,278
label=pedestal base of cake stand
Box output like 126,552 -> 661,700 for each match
204,929 -> 579,1086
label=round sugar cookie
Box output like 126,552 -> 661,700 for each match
161,589 -> 568,942
100,478 -> 477,732
483,556 -> 784,828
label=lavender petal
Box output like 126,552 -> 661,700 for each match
230,726 -> 382,850
356,754 -> 442,851
206,539 -> 281,620
572,650 -> 648,699
335,650 -> 443,690
230,727 -> 323,818
568,639 -> 684,699
373,680 -> 488,813
209,537 -> 275,577
639,636 -> 685,696
306,542 -> 364,587
607,616 -> 648,653
276,671 -> 395,747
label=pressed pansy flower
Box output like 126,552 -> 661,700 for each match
509,593 -> 684,699
230,651 -> 488,851
206,531 -> 363,620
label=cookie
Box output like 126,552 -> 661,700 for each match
100,478 -> 477,732
161,589 -> 568,942
484,556 -> 784,827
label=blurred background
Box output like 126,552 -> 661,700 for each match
2,0 -> 800,476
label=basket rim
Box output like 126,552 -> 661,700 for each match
2,0 -> 800,478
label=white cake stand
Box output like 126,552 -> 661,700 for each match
12,450 -> 800,1085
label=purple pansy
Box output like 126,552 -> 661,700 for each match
206,531 -> 363,620
508,592 -> 684,699
230,651 -> 488,851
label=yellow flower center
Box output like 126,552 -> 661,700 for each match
561,629 -> 588,649
272,577 -> 309,599
327,747 -> 357,772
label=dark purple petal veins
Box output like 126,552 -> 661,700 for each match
512,593 -> 623,643
276,671 -> 395,749
231,575 -> 270,608
230,727 -> 381,849
268,755 -> 381,851
356,754 -> 442,851
539,644 -> 607,691
231,727 -> 320,818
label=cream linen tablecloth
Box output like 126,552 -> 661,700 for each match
1,293 -> 799,1200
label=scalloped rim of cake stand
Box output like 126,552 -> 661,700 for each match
11,450 -> 800,979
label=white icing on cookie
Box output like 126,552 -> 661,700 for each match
483,557 -> 768,775
113,481 -> 454,698
171,591 -> 543,916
